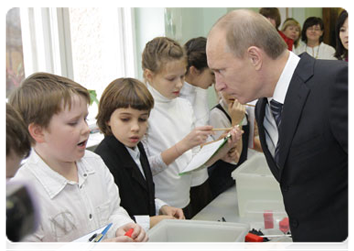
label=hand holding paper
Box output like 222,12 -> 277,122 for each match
179,125 -> 243,174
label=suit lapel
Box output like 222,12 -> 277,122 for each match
278,54 -> 313,175
138,143 -> 156,214
108,136 -> 149,192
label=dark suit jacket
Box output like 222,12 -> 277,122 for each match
255,53 -> 348,242
95,135 -> 156,219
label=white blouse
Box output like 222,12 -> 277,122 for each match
142,84 -> 195,208
295,41 -> 336,60
179,82 -> 210,186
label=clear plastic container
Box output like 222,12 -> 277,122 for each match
231,153 -> 286,219
148,220 -> 249,242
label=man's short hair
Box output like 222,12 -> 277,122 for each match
6,103 -> 31,158
212,9 -> 287,59
8,72 -> 90,134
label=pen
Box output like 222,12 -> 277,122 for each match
260,234 -> 292,238
93,223 -> 113,242
212,127 -> 233,131
87,234 -> 103,251
88,233 -> 97,242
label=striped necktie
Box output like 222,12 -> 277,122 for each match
269,99 -> 283,166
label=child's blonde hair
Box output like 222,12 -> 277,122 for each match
9,72 -> 90,132
96,78 -> 154,136
142,37 -> 186,80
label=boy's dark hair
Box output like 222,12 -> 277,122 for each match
96,78 -> 154,136
184,37 -> 208,74
301,17 -> 325,43
259,8 -> 281,29
6,103 -> 31,158
8,72 -> 90,135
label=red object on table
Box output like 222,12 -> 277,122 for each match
279,217 -> 290,233
263,211 -> 274,229
245,233 -> 264,242
124,228 -> 134,238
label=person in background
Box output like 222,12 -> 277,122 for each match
259,8 -> 294,51
180,36 -> 215,216
295,16 -> 336,59
95,77 -> 185,232
6,103 -> 32,179
207,9 -> 347,242
141,37 -> 242,219
335,9 -> 348,61
281,18 -> 301,50
9,72 -> 148,242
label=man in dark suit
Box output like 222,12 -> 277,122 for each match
206,9 -> 347,242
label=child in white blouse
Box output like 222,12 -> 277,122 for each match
209,91 -> 262,198
180,37 -> 215,216
141,37 -> 242,219
9,73 -> 147,242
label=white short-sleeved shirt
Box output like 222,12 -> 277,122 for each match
11,150 -> 133,242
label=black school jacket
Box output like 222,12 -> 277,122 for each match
95,135 -> 156,219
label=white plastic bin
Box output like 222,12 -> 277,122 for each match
231,152 -> 287,220
148,220 -> 249,242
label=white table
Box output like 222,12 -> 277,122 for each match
192,185 -> 292,242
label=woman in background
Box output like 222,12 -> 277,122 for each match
281,18 -> 301,50
295,16 -> 336,60
334,10 -> 348,61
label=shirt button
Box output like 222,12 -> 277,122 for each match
84,173 -> 87,177
89,214 -> 93,220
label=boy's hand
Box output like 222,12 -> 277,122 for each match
159,205 -> 185,219
150,215 -> 175,228
115,222 -> 148,242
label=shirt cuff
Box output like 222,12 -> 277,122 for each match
134,215 -> 150,232
155,198 -> 168,215
149,154 -> 168,176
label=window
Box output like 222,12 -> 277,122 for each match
6,8 -> 25,98
8,7 -> 137,122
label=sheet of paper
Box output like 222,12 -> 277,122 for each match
179,136 -> 228,175
56,224 -> 111,251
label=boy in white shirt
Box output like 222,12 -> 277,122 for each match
9,72 -> 147,242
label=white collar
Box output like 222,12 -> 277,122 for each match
147,83 -> 174,103
182,81 -> 196,94
268,51 -> 300,104
27,149 -> 94,199
126,146 -> 140,161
